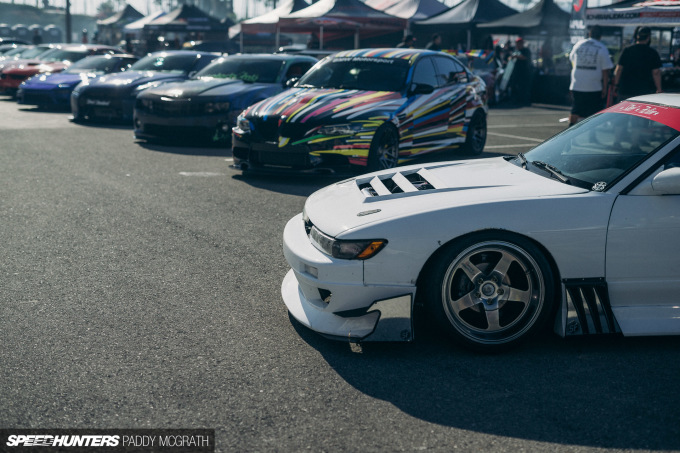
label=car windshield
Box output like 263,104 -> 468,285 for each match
130,53 -> 197,74
17,46 -> 52,59
196,57 -> 284,83
64,56 -> 121,74
297,56 -> 409,92
465,57 -> 497,73
2,47 -> 23,56
518,110 -> 680,190
41,49 -> 89,63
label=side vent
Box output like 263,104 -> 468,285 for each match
356,168 -> 443,198
563,279 -> 621,336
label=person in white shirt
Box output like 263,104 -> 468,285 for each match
568,25 -> 614,126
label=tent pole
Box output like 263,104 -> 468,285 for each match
467,29 -> 471,51
320,26 -> 324,50
240,31 -> 243,53
354,30 -> 359,49
276,25 -> 280,50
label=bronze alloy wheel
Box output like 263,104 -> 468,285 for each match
423,233 -> 555,352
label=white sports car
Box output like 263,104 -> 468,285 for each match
281,94 -> 680,351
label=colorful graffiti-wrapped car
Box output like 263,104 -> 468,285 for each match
232,48 -> 488,173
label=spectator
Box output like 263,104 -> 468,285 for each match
32,29 -> 42,45
425,34 -> 442,51
397,34 -> 416,49
509,37 -> 532,106
613,26 -> 662,100
81,29 -> 88,44
568,25 -> 613,126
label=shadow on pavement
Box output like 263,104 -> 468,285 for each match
290,313 -> 680,450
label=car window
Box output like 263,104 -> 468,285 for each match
433,56 -> 468,87
297,57 -> 409,92
41,50 -> 90,63
131,53 -> 202,74
197,57 -> 285,83
285,61 -> 313,80
523,112 -> 680,190
411,57 -> 438,88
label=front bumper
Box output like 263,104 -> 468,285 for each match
232,135 -> 354,174
134,110 -> 232,144
72,92 -> 135,123
281,213 -> 415,342
18,87 -> 72,107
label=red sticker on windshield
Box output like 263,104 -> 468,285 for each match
605,101 -> 680,131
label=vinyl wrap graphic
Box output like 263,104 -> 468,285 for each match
237,49 -> 485,167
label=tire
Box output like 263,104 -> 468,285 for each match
367,124 -> 399,171
422,232 -> 555,352
462,110 -> 487,156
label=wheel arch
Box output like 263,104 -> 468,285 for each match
414,228 -> 562,307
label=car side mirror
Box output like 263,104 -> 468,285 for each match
285,77 -> 299,87
187,70 -> 198,78
409,83 -> 434,96
652,167 -> 680,194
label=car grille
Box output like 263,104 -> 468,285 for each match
256,149 -> 309,167
137,99 -> 205,116
356,168 -> 444,197
251,117 -> 312,142
22,92 -> 55,105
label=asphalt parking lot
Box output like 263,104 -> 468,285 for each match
1,97 -> 679,453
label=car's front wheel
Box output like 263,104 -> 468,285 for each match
462,110 -> 487,156
367,124 -> 399,171
422,233 -> 555,352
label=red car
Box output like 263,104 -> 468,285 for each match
0,44 -> 120,94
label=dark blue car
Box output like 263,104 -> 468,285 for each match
17,54 -> 138,109
133,53 -> 317,145
70,50 -> 219,123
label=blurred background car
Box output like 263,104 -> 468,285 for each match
134,53 -> 316,146
70,50 -> 219,123
232,48 -> 488,174
457,50 -> 504,105
17,54 -> 138,109
0,44 -> 120,95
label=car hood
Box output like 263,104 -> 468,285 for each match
306,157 -> 590,238
140,78 -> 282,106
88,71 -> 180,89
23,72 -> 84,88
245,87 -> 404,123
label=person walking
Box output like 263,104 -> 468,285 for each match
568,25 -> 614,126
613,26 -> 662,100
396,34 -> 416,49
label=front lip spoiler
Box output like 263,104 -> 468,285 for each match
282,269 -> 414,342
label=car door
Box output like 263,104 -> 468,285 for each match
432,55 -> 471,143
401,56 -> 450,154
606,148 -> 680,335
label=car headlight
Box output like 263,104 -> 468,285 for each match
309,226 -> 386,260
234,114 -> 252,134
205,101 -> 230,113
318,123 -> 363,136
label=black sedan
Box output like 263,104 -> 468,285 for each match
70,50 -> 220,123
133,54 -> 317,145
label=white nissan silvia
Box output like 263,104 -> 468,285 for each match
281,95 -> 680,352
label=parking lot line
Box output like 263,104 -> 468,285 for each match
487,132 -> 546,142
488,123 -> 561,128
